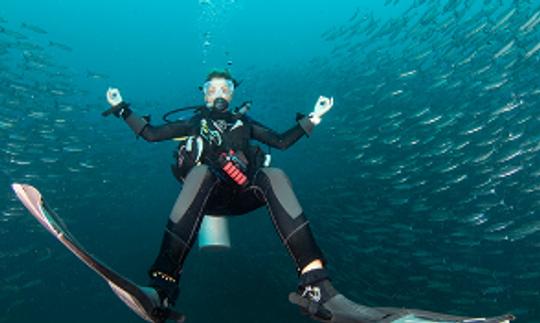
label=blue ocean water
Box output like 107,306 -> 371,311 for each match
1,0 -> 540,322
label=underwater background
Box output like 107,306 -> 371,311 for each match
1,0 -> 540,322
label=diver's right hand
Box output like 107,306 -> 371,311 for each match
102,87 -> 130,118
106,87 -> 123,106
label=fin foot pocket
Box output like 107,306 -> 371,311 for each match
289,292 -> 333,322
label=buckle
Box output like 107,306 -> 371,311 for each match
301,286 -> 322,302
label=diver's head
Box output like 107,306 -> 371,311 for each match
202,69 -> 238,112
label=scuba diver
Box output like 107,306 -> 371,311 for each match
103,69 -> 514,323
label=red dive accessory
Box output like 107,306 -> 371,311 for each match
219,150 -> 248,186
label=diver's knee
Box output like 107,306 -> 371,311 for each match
184,165 -> 211,182
169,165 -> 213,223
260,167 -> 303,219
260,167 -> 294,188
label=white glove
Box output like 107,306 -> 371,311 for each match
106,87 -> 123,106
309,96 -> 334,125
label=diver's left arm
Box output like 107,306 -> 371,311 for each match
250,116 -> 312,150
251,96 -> 334,150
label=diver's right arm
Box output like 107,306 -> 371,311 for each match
105,88 -> 193,142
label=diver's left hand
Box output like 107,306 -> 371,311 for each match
309,96 -> 334,125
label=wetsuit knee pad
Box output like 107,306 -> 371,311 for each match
259,168 -> 303,219
169,165 -> 213,224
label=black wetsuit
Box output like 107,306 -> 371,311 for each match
115,104 -> 516,323
119,104 -> 325,300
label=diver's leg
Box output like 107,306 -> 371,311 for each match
252,167 -> 326,272
253,168 -> 386,322
148,165 -> 219,306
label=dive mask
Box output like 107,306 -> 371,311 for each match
203,79 -> 235,97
